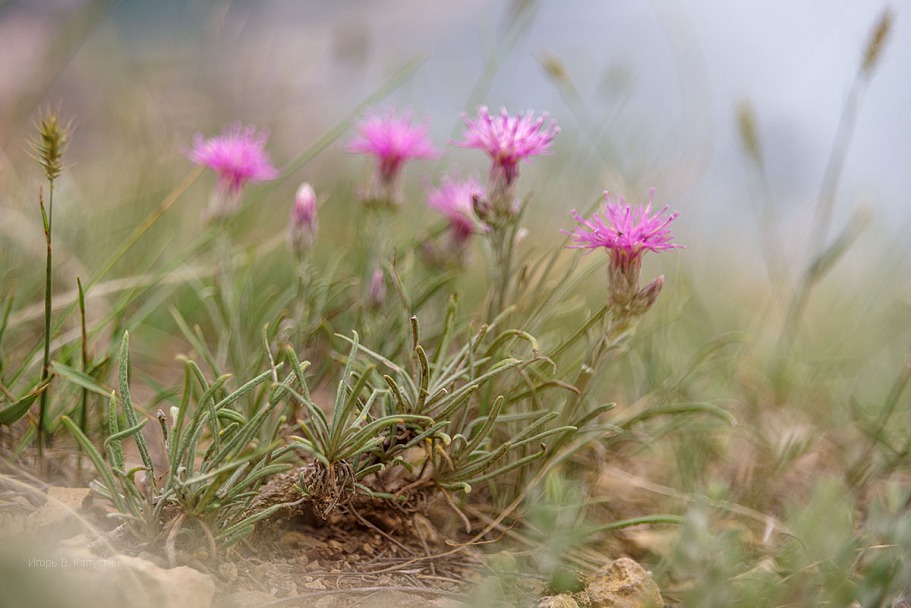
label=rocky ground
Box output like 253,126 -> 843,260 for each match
0,475 -> 667,608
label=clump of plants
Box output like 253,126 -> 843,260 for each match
1,99 -> 685,563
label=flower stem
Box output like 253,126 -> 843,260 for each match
213,224 -> 245,379
486,221 -> 518,321
293,255 -> 312,346
560,304 -> 641,429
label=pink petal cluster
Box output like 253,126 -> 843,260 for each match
189,124 -> 279,194
566,191 -> 681,257
426,175 -> 484,244
347,111 -> 438,184
455,106 -> 559,186
567,190 -> 681,311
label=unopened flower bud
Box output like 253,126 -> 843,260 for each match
290,182 -> 318,257
638,274 -> 664,311
514,227 -> 529,248
472,193 -> 492,223
367,269 -> 386,311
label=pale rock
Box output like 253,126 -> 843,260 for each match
26,486 -> 91,535
224,590 -> 276,608
343,590 -> 465,607
113,554 -> 215,608
586,557 -> 663,608
218,560 -> 239,583
538,593 -> 581,607
57,552 -> 216,608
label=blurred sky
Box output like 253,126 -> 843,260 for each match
2,0 -> 909,265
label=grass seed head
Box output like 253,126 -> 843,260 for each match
737,101 -> 762,166
31,108 -> 72,182
862,8 -> 893,75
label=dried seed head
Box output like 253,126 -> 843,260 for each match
862,8 -> 893,75
31,108 -> 72,182
737,101 -> 762,166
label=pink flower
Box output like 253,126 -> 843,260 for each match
566,190 -> 681,310
189,123 -> 279,195
566,190 -> 681,260
426,175 -> 483,244
347,111 -> 438,185
455,106 -> 559,187
289,182 -> 318,256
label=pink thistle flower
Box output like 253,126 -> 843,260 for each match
426,175 -> 484,244
566,190 -> 682,310
189,123 -> 279,195
567,190 -> 680,258
455,106 -> 559,187
189,123 -> 279,222
289,182 -> 318,257
347,111 -> 439,186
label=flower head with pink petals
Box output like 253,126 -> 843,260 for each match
347,110 -> 438,186
426,175 -> 484,244
455,106 -> 559,187
189,123 -> 279,195
566,190 -> 682,310
567,191 -> 680,255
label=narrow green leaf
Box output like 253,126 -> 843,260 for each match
383,374 -> 410,412
61,415 -> 128,514
463,447 -> 545,486
619,402 -> 736,428
119,332 -> 154,477
328,332 -> 359,449
0,384 -> 46,425
414,345 -> 430,414
584,515 -> 684,533
104,419 -> 148,448
463,395 -> 505,455
52,362 -> 116,401
430,294 -> 458,378
212,369 -> 273,411
106,391 -> 124,470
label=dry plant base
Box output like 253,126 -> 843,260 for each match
1,464 -> 668,608
0,468 -> 479,606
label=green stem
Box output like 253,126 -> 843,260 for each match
213,224 -> 245,383
9,166 -> 203,389
365,206 -> 393,275
777,71 -> 870,372
38,182 -> 55,456
77,277 -> 88,438
77,276 -> 88,483
560,306 -> 639,428
486,222 -> 517,321
294,255 -> 312,347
